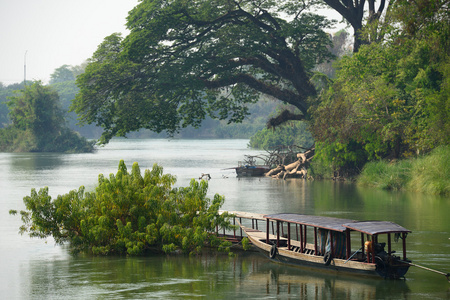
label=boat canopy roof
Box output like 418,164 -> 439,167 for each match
264,213 -> 356,232
344,221 -> 411,235
264,214 -> 411,235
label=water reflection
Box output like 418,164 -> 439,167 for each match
3,140 -> 449,299
25,251 -> 413,299
10,153 -> 64,171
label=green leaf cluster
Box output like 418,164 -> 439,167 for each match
310,1 -> 449,175
10,160 -> 234,255
249,121 -> 314,149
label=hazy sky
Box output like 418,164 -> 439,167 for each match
0,0 -> 138,85
0,1 -> 344,86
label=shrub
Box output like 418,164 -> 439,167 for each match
10,160 -> 234,255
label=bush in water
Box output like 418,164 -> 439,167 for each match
10,160 -> 234,255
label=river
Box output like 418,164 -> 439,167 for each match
0,139 -> 448,299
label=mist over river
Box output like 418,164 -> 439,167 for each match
1,139 -> 448,299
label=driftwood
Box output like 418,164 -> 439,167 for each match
265,147 -> 315,180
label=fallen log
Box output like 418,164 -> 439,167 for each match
297,153 -> 306,163
285,160 -> 300,172
266,165 -> 284,177
275,170 -> 286,179
265,147 -> 314,179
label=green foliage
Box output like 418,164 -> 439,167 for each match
0,81 -> 94,152
73,0 -> 335,144
357,160 -> 412,191
10,160 -> 234,255
310,1 -> 449,175
357,145 -> 449,195
310,141 -> 368,178
241,237 -> 251,251
408,145 -> 450,195
0,83 -> 25,127
249,121 -> 314,149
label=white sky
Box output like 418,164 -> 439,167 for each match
0,1 -> 345,86
0,0 -> 138,85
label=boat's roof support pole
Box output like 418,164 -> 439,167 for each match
276,221 -> 280,247
330,230 -> 335,257
304,225 -> 307,249
287,223 -> 291,250
300,225 -> 304,253
371,235 -> 376,264
240,217 -> 243,239
314,227 -> 318,255
346,228 -> 351,259
402,232 -> 407,260
361,233 -> 365,256
233,217 -> 236,239
388,233 -> 392,255
266,219 -> 270,244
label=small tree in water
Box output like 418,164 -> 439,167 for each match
10,160 -> 234,255
1,81 -> 94,152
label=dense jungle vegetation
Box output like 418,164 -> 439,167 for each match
309,1 -> 449,188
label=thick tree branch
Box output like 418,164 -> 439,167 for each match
202,73 -> 308,114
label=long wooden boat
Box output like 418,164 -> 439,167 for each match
235,212 -> 412,279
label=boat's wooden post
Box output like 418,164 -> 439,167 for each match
233,217 -> 236,239
346,228 -> 351,259
300,225 -> 304,253
402,232 -> 407,260
281,222 -> 284,237
388,233 -> 392,255
330,231 -> 334,257
272,221 -> 274,235
276,221 -> 280,247
296,224 -> 299,241
288,223 -> 291,250
304,226 -> 307,249
256,220 -> 258,230
314,227 -> 318,255
240,217 -> 243,239
266,219 -> 270,244
371,235 -> 376,263
252,219 -> 255,229
361,233 -> 365,256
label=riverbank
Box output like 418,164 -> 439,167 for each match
356,145 -> 449,195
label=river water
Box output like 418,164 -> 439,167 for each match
1,139 -> 448,299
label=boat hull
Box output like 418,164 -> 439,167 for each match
247,234 -> 410,279
235,166 -> 270,177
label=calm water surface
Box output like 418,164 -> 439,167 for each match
1,139 -> 449,299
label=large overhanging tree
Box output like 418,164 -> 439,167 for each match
72,0 -> 334,144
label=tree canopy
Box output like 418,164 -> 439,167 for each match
73,0 -> 335,144
0,81 -> 94,152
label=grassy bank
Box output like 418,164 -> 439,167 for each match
357,146 -> 450,195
